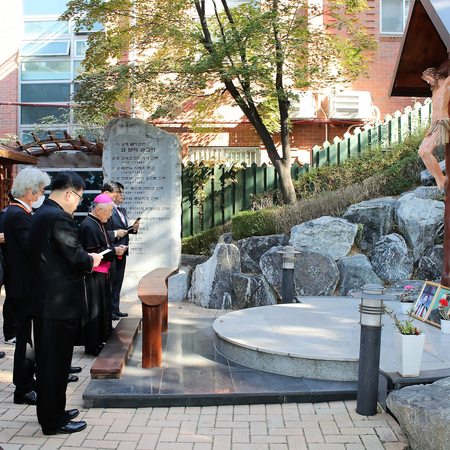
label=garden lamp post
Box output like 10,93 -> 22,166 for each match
352,284 -> 390,416
277,246 -> 300,303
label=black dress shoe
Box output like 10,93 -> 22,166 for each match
43,420 -> 87,435
0,351 -> 5,358
69,366 -> 82,374
14,390 -> 37,405
67,409 -> 80,420
111,312 -> 120,320
68,374 -> 79,383
114,310 -> 128,318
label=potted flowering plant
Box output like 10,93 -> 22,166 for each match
385,307 -> 425,377
438,295 -> 450,334
399,285 -> 415,314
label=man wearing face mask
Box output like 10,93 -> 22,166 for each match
3,167 -> 51,405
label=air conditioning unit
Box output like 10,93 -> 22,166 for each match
329,91 -> 374,120
289,92 -> 317,119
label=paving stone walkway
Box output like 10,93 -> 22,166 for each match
0,297 -> 409,450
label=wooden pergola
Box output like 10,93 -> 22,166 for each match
0,131 -> 103,210
390,0 -> 450,286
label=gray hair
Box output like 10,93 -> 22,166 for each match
11,167 -> 51,198
91,201 -> 112,211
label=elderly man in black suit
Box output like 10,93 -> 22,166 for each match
4,167 -> 51,405
29,171 -> 102,435
110,182 -> 139,319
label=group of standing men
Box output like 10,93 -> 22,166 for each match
1,169 -> 138,435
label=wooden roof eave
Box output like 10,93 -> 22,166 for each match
389,0 -> 450,98
0,146 -> 38,165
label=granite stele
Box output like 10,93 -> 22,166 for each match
103,118 -> 182,290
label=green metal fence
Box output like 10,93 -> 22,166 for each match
182,100 -> 432,238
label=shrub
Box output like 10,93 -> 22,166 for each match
182,222 -> 231,255
232,209 -> 278,240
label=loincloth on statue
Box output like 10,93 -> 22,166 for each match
425,118 -> 450,146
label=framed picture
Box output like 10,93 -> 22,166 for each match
412,281 -> 440,321
426,286 -> 450,328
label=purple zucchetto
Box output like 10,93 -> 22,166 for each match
94,193 -> 113,203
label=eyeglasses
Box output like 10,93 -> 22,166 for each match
70,190 -> 84,205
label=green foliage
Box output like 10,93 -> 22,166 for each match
232,209 -> 278,240
62,0 -> 376,203
385,307 -> 423,335
182,222 -> 231,255
292,131 -> 425,200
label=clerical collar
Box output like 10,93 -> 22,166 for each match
14,198 -> 32,212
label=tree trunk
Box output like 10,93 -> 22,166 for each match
272,158 -> 296,204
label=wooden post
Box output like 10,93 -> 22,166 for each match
440,55 -> 450,288
441,142 -> 450,288
142,303 -> 162,368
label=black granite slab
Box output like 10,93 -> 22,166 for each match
83,316 -> 357,408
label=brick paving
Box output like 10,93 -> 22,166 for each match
0,297 -> 410,450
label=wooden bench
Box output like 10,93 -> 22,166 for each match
90,317 -> 141,379
138,267 -> 179,368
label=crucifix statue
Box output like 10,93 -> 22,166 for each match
419,57 -> 450,287
419,67 -> 450,191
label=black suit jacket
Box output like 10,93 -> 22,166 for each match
29,199 -> 93,320
110,206 -> 137,256
3,203 -> 32,306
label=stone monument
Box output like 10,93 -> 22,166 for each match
103,118 -> 182,295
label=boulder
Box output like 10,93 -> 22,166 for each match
289,216 -> 358,261
386,280 -> 425,301
181,254 -> 209,270
188,243 -> 241,309
168,265 -> 192,302
260,246 -> 339,298
236,234 -> 289,274
411,185 -> 445,201
420,158 -> 445,186
218,232 -> 233,244
342,197 -> 396,252
337,254 -> 383,296
232,273 -> 278,309
396,192 -> 444,261
387,377 -> 450,450
415,245 -> 444,282
369,233 -> 414,284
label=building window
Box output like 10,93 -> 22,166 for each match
19,1 -> 93,142
381,0 -> 411,34
23,0 -> 68,16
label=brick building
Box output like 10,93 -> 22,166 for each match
0,0 -> 422,166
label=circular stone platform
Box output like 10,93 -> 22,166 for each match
213,298 -> 362,382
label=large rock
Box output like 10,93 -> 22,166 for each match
232,273 -> 278,309
415,245 -> 444,282
181,254 -> 209,270
168,266 -> 192,302
260,246 -> 339,298
386,280 -> 425,301
342,197 -> 396,252
236,234 -> 289,274
412,185 -> 445,201
396,192 -> 444,261
369,233 -> 414,284
289,216 -> 358,261
420,158 -> 445,186
387,377 -> 450,450
188,243 -> 241,309
337,254 -> 383,296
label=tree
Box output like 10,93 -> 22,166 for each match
63,0 -> 376,204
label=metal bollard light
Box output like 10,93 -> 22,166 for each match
351,284 -> 390,416
277,246 -> 300,303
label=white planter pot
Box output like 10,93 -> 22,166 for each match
394,332 -> 425,377
400,302 -> 413,315
441,320 -> 450,334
